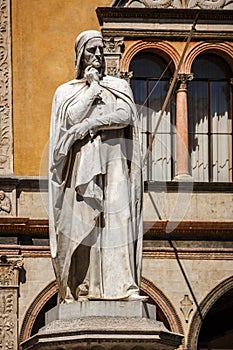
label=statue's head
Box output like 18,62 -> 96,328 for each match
75,30 -> 105,79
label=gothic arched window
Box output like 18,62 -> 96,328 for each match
130,52 -> 175,181
188,53 -> 232,182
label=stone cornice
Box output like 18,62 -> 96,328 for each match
102,30 -> 233,40
144,221 -> 233,239
97,7 -> 233,40
0,218 -> 48,235
1,176 -> 233,193
0,176 -> 48,190
97,7 -> 233,24
143,247 -> 233,260
1,244 -> 232,260
1,218 -> 233,260
0,245 -> 50,257
145,181 -> 233,193
0,218 -> 233,239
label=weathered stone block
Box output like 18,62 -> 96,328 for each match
46,301 -> 156,324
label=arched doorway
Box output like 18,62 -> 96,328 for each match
30,292 -> 57,336
197,288 -> 233,350
187,276 -> 233,350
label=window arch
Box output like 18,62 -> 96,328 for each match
188,53 -> 232,182
130,52 -> 175,181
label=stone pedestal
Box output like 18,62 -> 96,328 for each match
21,302 -> 183,350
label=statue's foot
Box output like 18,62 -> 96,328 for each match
62,297 -> 76,304
126,294 -> 149,302
62,286 -> 76,304
75,283 -> 89,300
77,295 -> 89,302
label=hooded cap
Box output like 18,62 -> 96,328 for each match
75,30 -> 103,79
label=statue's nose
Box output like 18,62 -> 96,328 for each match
95,47 -> 101,56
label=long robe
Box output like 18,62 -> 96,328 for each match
49,75 -> 143,302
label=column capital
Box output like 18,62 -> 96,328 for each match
0,255 -> 24,286
103,36 -> 124,55
120,71 -> 133,82
177,73 -> 194,90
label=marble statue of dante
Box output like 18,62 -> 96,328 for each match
49,30 -> 146,303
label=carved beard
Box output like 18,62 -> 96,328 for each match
80,56 -> 105,79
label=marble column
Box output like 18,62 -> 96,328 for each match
174,73 -> 193,181
0,255 -> 23,350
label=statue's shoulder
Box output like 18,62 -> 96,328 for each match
54,79 -> 84,101
103,75 -> 132,94
104,75 -> 135,102
103,75 -> 128,87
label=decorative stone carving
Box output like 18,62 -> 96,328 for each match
0,0 -> 13,174
126,0 -> 175,8
104,36 -> 124,54
177,73 -> 194,90
188,0 -> 227,9
114,0 -> 233,8
120,71 -> 133,83
103,36 -> 124,77
0,256 -> 23,350
0,293 -> 15,350
0,256 -> 23,286
180,294 -> 193,323
0,190 -> 12,216
106,59 -> 119,76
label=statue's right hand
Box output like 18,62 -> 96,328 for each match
73,120 -> 89,140
84,66 -> 100,84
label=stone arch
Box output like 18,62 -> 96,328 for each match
141,276 -> 184,335
184,41 -> 233,74
120,40 -> 181,72
19,280 -> 58,343
186,275 -> 233,350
